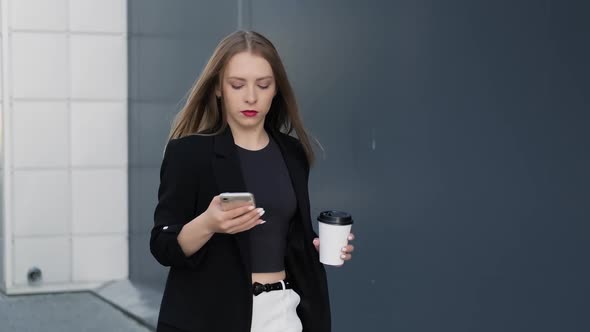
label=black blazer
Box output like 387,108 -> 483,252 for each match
150,125 -> 331,332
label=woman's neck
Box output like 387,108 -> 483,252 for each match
229,124 -> 269,150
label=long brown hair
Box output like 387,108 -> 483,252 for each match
169,30 -> 315,166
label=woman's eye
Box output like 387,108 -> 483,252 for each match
230,84 -> 269,89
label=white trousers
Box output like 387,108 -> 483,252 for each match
250,281 -> 303,332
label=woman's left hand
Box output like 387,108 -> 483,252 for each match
313,232 -> 355,263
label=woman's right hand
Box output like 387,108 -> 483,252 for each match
202,195 -> 266,234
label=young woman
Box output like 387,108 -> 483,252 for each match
150,30 -> 355,332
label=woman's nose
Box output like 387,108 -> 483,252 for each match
245,86 -> 257,104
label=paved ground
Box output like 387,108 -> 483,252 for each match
94,280 -> 163,329
0,289 -> 154,332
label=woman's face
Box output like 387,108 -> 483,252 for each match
217,51 -> 276,131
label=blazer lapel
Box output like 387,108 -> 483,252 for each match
212,127 -> 252,281
268,128 -> 312,236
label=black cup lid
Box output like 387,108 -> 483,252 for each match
317,210 -> 353,225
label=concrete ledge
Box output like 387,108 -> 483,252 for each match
5,281 -> 105,295
92,279 -> 163,330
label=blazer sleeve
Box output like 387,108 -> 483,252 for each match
293,137 -> 320,240
150,137 -> 208,269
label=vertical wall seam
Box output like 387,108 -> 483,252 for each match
237,0 -> 242,29
246,0 -> 252,30
123,0 -> 129,280
66,0 -> 73,284
238,0 -> 252,30
1,0 -> 13,290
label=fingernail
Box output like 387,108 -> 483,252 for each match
340,254 -> 346,259
259,209 -> 266,216
341,247 -> 347,252
256,208 -> 264,215
348,235 -> 353,240
259,220 -> 266,224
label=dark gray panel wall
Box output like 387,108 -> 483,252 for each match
129,1 -> 590,331
128,0 -> 238,287
250,1 -> 588,331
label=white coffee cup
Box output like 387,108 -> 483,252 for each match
317,210 -> 353,266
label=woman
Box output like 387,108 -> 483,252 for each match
150,30 -> 355,332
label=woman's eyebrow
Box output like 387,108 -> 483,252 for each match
227,76 -> 273,81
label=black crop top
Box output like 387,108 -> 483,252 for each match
236,136 -> 297,273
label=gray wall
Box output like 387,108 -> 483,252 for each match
129,1 -> 590,331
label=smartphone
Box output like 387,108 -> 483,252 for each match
220,192 -> 256,211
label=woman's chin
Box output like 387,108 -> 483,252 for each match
229,117 -> 265,129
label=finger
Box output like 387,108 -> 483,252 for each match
234,215 -> 265,233
211,195 -> 221,207
348,233 -> 355,241
226,207 -> 264,230
228,210 -> 265,233
225,204 -> 257,219
340,253 -> 352,261
341,245 -> 354,253
313,238 -> 319,247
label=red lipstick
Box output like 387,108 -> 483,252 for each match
241,110 -> 258,117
